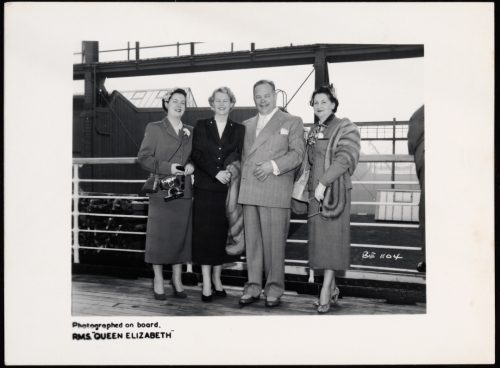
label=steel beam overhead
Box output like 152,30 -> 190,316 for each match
74,43 -> 423,80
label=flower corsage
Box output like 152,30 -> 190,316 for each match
306,123 -> 327,147
161,90 -> 173,103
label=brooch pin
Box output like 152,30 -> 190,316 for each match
306,123 -> 327,147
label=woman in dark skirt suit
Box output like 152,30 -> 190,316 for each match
306,84 -> 360,313
191,86 -> 245,302
138,88 -> 194,300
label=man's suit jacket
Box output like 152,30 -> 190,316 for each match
238,109 -> 305,209
407,105 -> 424,176
191,117 -> 245,192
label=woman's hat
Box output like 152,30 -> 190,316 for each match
161,90 -> 173,103
327,83 -> 337,99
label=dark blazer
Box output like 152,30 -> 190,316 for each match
191,117 -> 245,192
407,105 -> 424,177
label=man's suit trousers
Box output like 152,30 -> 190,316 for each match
242,205 -> 291,299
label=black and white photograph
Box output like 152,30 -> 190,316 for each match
70,40 -> 427,317
4,2 -> 494,365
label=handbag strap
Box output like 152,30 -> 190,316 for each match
168,139 -> 184,163
153,158 -> 158,174
153,129 -> 186,175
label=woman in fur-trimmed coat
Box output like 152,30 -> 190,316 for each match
306,84 -> 360,313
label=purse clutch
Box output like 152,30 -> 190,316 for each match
292,157 -> 310,203
140,159 -> 160,195
292,168 -> 310,202
141,173 -> 160,195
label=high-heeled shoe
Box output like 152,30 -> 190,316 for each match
315,286 -> 340,314
152,279 -> 166,300
154,291 -> 167,300
170,280 -> 187,299
212,285 -> 227,298
330,286 -> 340,305
201,293 -> 213,302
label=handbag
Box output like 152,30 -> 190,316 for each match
139,132 -> 185,196
140,160 -> 160,195
292,157 -> 310,203
291,158 -> 310,216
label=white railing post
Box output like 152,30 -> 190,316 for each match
73,163 -> 81,263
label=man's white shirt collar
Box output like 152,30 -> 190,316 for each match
256,107 -> 279,137
258,107 -> 279,123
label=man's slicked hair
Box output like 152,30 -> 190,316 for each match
253,79 -> 276,92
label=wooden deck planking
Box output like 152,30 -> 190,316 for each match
72,274 -> 425,316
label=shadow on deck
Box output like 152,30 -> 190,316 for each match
72,274 -> 426,316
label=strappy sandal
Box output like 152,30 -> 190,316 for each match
315,286 -> 340,313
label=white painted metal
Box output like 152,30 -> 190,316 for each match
79,212 -> 148,219
73,164 -> 80,263
71,157 -> 425,284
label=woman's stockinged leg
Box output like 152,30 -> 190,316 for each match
201,265 -> 212,296
171,264 -> 184,292
318,269 -> 335,311
212,265 -> 223,291
152,264 -> 164,294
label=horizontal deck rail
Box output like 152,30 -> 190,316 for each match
72,156 -> 423,283
73,154 -> 416,165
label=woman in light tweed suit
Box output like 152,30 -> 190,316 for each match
138,88 -> 194,300
306,84 -> 360,313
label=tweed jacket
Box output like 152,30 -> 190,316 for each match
238,109 -> 305,209
137,117 -> 194,197
191,117 -> 245,192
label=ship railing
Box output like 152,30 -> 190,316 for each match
72,155 -> 423,284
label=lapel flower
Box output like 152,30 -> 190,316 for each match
306,123 -> 327,147
182,127 -> 191,137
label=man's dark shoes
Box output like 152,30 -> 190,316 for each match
265,297 -> 281,308
239,294 -> 260,306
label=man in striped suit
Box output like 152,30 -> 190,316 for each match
238,80 -> 305,307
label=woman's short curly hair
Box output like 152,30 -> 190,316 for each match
162,88 -> 187,113
208,86 -> 237,109
310,84 -> 339,113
